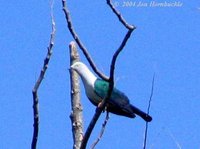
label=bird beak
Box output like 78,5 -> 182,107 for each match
70,64 -> 76,72
70,65 -> 74,70
70,63 -> 75,69
69,66 -> 73,71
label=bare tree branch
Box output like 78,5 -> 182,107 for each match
110,29 -> 133,77
91,112 -> 109,149
69,41 -> 83,149
80,16 -> 134,149
107,0 -> 135,81
31,2 -> 56,149
62,0 -> 109,81
143,73 -> 155,149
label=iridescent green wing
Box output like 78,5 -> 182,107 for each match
94,79 -> 130,106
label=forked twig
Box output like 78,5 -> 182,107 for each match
31,2 -> 56,149
91,112 -> 110,149
80,7 -> 134,149
62,1 -> 135,148
107,0 -> 135,80
143,73 -> 155,149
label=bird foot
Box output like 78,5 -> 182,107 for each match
97,101 -> 103,108
97,102 -> 107,113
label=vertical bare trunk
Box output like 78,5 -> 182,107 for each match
69,41 -> 83,149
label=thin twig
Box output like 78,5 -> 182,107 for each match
107,0 -> 136,30
69,41 -> 83,149
80,99 -> 111,149
62,0 -> 109,81
80,1 -> 135,148
91,112 -> 110,149
143,73 -> 155,149
31,2 -> 56,149
110,29 -> 133,77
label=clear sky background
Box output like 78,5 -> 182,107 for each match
1,1 -> 200,149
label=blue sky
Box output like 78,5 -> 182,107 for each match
1,1 -> 200,149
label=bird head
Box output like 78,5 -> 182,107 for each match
70,61 -> 85,73
70,61 -> 97,85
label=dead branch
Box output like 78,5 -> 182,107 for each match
31,2 -> 56,149
69,41 -> 83,149
80,1 -> 135,148
91,112 -> 109,149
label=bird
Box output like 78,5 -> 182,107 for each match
71,62 -> 152,122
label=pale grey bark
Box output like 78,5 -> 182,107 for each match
69,41 -> 83,149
